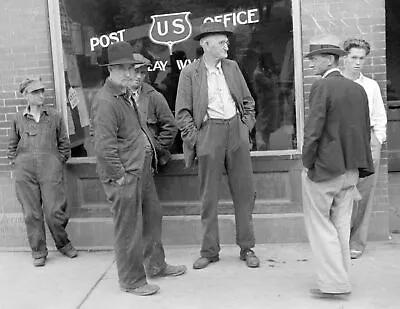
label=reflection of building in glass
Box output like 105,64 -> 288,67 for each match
61,0 -> 296,156
252,52 -> 280,150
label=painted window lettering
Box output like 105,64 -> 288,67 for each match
90,30 -> 126,51
88,9 -> 260,66
203,9 -> 259,27
149,12 -> 192,55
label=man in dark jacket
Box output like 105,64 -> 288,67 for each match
92,42 -> 184,297
129,53 -> 178,167
127,53 -> 185,278
302,35 -> 374,298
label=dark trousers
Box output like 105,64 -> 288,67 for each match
142,151 -> 166,276
350,132 -> 382,252
196,115 -> 256,258
102,152 -> 166,289
14,154 -> 70,259
103,172 -> 146,289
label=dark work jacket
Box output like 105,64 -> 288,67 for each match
92,78 -> 152,182
302,70 -> 374,182
136,83 -> 178,167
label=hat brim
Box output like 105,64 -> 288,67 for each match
305,48 -> 346,58
98,58 -> 140,67
25,81 -> 45,93
193,30 -> 233,41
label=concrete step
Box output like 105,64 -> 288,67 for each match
0,211 -> 390,250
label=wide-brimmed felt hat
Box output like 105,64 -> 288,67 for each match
305,34 -> 345,58
193,21 -> 232,41
100,41 -> 138,66
132,53 -> 151,69
19,78 -> 45,94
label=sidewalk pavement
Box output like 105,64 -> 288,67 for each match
1,239 -> 400,309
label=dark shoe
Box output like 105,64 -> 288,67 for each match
240,249 -> 260,268
309,288 -> 351,298
122,283 -> 160,296
59,244 -> 78,258
153,264 -> 187,277
193,256 -> 219,269
350,249 -> 363,259
33,257 -> 46,267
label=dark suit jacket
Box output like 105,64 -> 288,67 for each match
175,57 -> 255,167
302,70 -> 374,182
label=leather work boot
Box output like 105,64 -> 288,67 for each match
309,288 -> 351,298
151,264 -> 187,278
59,243 -> 78,258
33,257 -> 46,267
193,255 -> 220,269
240,249 -> 260,268
350,249 -> 363,259
121,283 -> 160,296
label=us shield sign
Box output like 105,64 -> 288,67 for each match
149,12 -> 192,55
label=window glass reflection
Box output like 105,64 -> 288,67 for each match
59,0 -> 296,156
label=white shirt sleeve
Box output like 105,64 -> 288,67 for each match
370,81 -> 387,144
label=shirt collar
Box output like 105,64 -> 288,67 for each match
354,72 -> 365,83
131,86 -> 141,97
322,67 -> 341,79
23,105 -> 49,117
203,56 -> 222,73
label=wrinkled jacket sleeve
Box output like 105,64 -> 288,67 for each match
302,80 -> 328,169
153,92 -> 178,149
236,62 -> 256,131
7,116 -> 20,161
56,112 -> 71,163
93,98 -> 125,180
175,67 -> 198,148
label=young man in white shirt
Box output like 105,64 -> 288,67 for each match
342,38 -> 387,259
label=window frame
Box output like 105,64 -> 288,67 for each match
48,0 -> 304,157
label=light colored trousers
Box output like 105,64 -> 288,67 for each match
350,132 -> 382,252
302,170 -> 360,293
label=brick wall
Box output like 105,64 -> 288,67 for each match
0,0 -> 54,246
0,0 -> 391,247
301,0 -> 389,237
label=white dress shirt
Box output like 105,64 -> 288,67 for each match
354,73 -> 387,144
204,60 -> 237,119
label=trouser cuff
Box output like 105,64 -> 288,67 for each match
32,250 -> 48,259
58,242 -> 73,254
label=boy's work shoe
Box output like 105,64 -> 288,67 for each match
151,264 -> 187,278
33,257 -> 46,267
121,283 -> 160,296
240,249 -> 260,268
350,249 -> 363,259
193,255 -> 220,269
59,243 -> 78,258
309,288 -> 351,298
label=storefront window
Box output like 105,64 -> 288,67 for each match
56,0 -> 297,156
